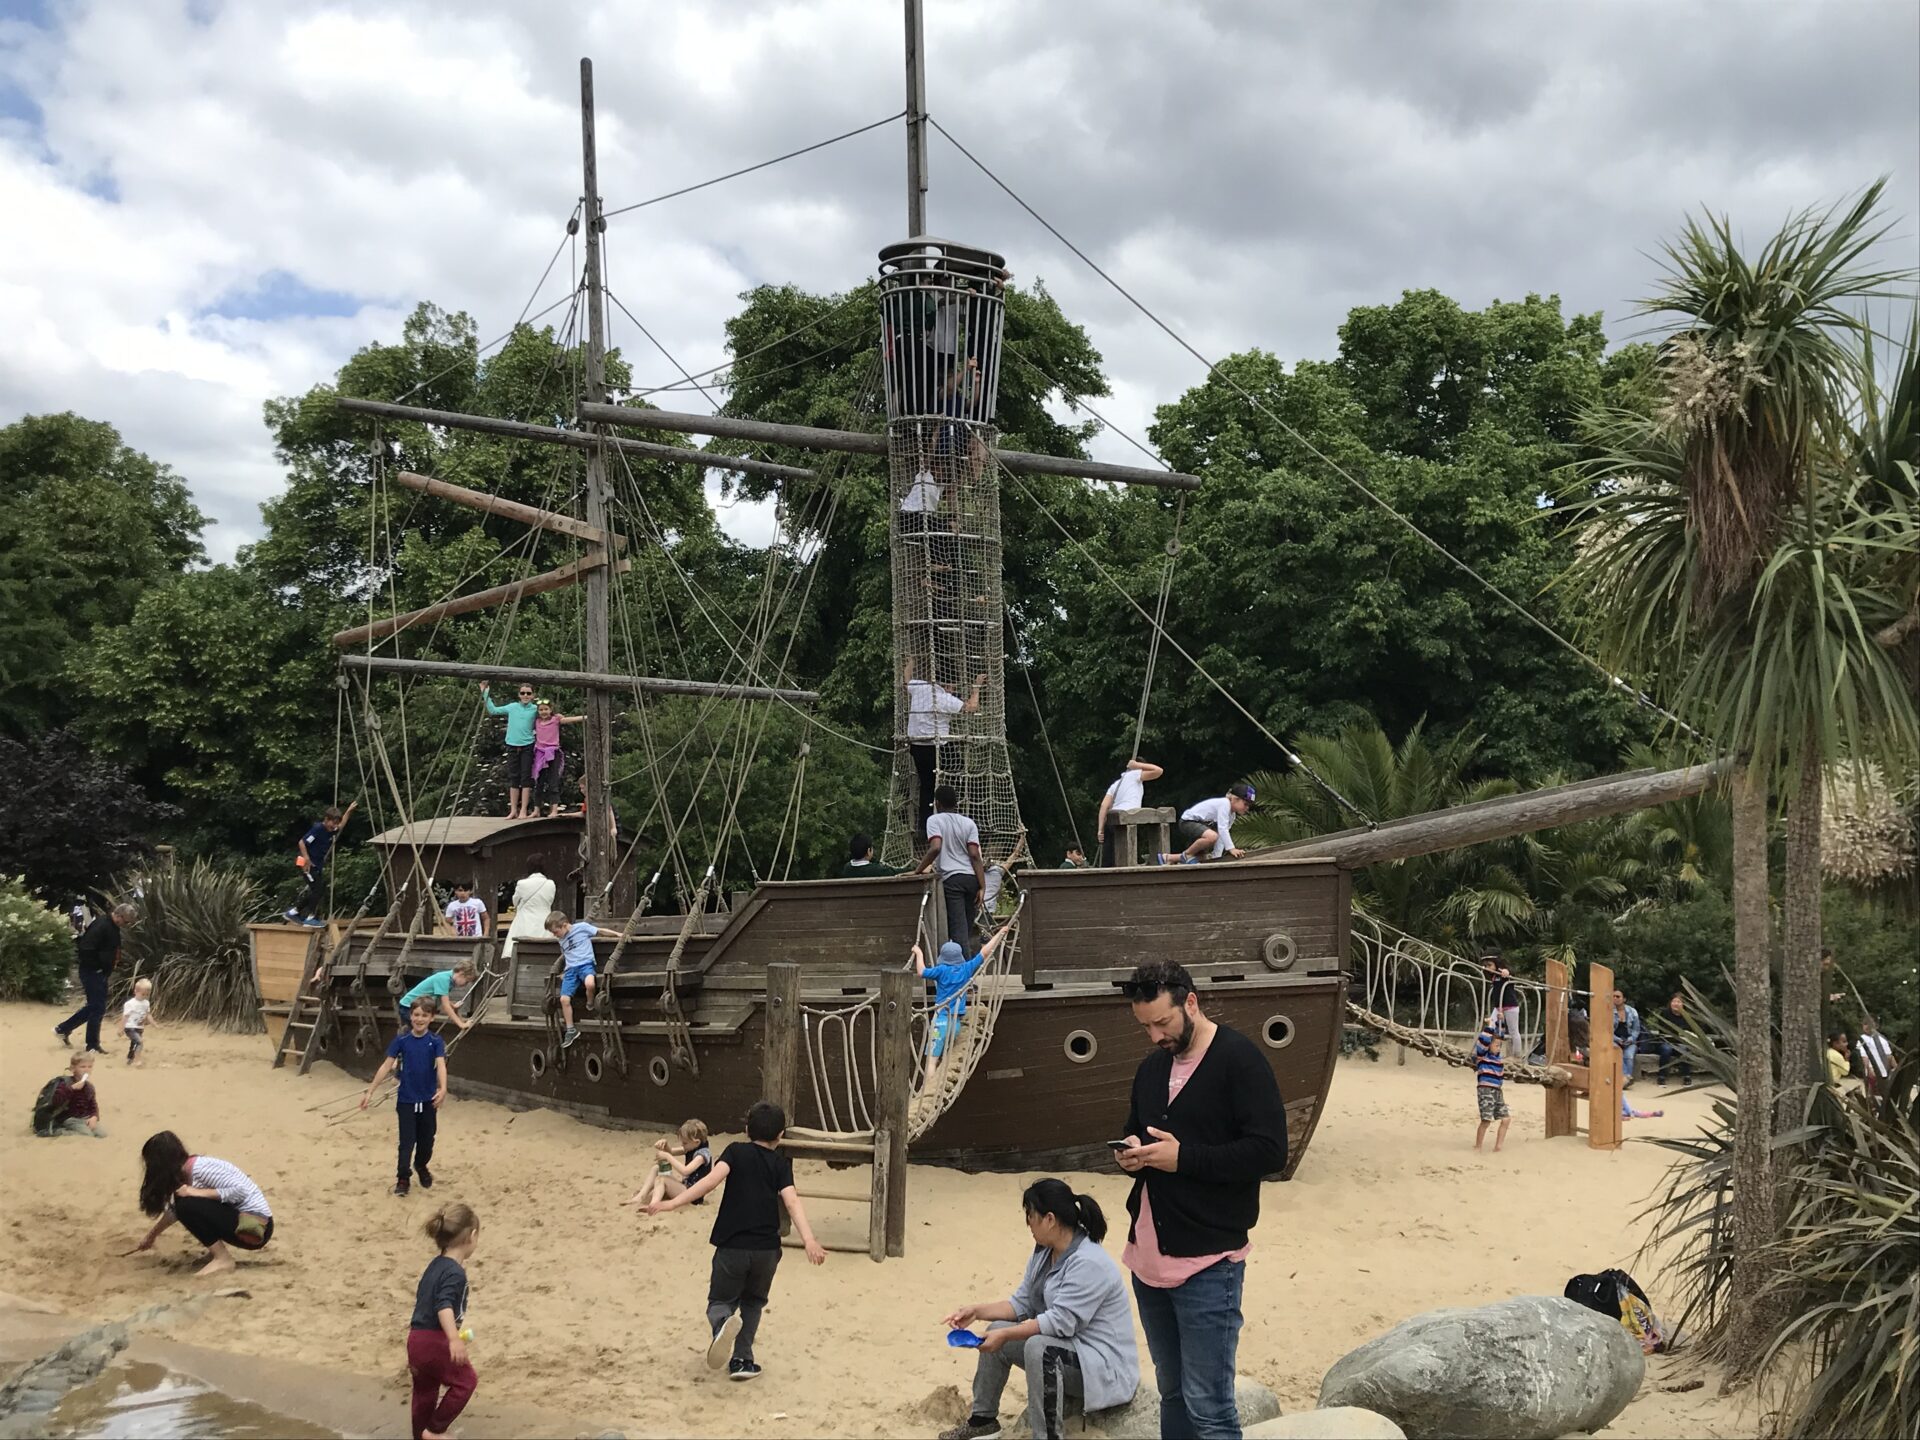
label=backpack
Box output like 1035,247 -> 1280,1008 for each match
31,1077 -> 71,1137
1564,1269 -> 1670,1354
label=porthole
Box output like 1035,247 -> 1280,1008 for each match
529,1047 -> 547,1080
648,1055 -> 672,1087
352,1031 -> 370,1057
1263,1014 -> 1295,1050
583,1052 -> 604,1083
1064,1029 -> 1098,1064
1262,933 -> 1297,972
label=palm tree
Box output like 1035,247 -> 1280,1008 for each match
1562,181 -> 1916,1375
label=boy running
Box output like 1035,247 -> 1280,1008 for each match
647,1100 -> 826,1381
122,977 -> 153,1066
1471,1021 -> 1510,1152
283,801 -> 358,927
361,999 -> 449,1196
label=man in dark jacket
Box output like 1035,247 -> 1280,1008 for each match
1115,960 -> 1286,1440
55,903 -> 137,1053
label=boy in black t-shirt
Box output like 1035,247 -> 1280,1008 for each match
647,1100 -> 826,1381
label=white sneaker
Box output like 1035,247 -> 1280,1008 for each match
706,1313 -> 742,1371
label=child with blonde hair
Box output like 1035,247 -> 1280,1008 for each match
122,977 -> 154,1066
623,1118 -> 714,1210
409,1203 -> 479,1440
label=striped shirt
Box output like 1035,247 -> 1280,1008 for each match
1471,1029 -> 1505,1089
185,1156 -> 272,1219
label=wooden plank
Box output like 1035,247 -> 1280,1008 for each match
1588,962 -> 1623,1150
339,654 -> 818,705
877,969 -> 913,1258
331,553 -> 626,647
392,471 -> 625,549
334,395 -> 819,482
764,964 -> 801,1123
575,400 -> 1204,491
868,1132 -> 890,1264
1543,957 -> 1576,1140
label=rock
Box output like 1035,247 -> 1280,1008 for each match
1319,1297 -> 1643,1440
1236,1377 -> 1282,1426
1010,1374 -> 1283,1439
1246,1407 -> 1406,1439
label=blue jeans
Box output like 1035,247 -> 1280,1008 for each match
1132,1258 -> 1244,1439
58,968 -> 110,1050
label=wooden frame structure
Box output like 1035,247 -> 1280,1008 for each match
1543,958 -> 1623,1150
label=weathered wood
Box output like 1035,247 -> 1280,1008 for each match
331,554 -> 625,648
763,963 -> 801,1124
1262,762 -> 1730,869
1588,962 -> 1623,1151
1543,958 -> 1576,1139
391,470 -> 625,549
579,57 -> 615,916
868,1129 -> 891,1263
877,968 -> 913,1258
334,396 -> 817,481
575,400 -> 1203,491
339,654 -> 819,705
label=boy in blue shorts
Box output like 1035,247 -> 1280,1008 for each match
361,999 -> 449,1195
545,911 -> 625,1048
911,919 -> 1012,1086
397,959 -> 478,1033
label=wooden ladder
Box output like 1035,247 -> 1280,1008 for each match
270,926 -> 339,1074
780,1128 -> 892,1262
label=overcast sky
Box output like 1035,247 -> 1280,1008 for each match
3,0 -> 1916,562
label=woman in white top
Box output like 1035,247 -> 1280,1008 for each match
133,1131 -> 274,1276
502,870 -> 556,960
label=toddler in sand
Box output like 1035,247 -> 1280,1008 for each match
122,978 -> 153,1066
647,1100 -> 826,1381
409,1202 -> 479,1440
623,1118 -> 714,1211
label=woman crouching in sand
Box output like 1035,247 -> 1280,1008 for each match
131,1131 -> 274,1277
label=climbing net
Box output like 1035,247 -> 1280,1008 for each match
1349,915 -> 1579,1086
877,239 -> 1023,867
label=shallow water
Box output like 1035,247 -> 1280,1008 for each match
51,1361 -> 336,1439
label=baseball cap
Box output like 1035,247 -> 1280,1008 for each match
1228,782 -> 1257,806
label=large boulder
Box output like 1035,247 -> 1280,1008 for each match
1246,1409 -> 1406,1439
1006,1375 -> 1281,1439
1318,1297 -> 1643,1440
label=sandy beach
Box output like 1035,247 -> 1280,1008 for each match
0,1003 -> 1758,1438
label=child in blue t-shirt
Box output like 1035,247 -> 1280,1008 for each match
911,920 -> 1012,1086
544,911 -> 624,1049
361,999 -> 449,1196
1470,1020 -> 1510,1153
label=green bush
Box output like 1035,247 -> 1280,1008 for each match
115,859 -> 261,1032
0,876 -> 73,1003
1602,889 -> 1736,1014
1820,886 -> 1920,1051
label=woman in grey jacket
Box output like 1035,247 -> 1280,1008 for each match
940,1179 -> 1141,1440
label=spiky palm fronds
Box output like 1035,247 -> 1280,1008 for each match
115,859 -> 262,1033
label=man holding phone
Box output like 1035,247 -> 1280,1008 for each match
1113,961 -> 1287,1440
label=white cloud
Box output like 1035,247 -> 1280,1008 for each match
2,0 -> 1915,569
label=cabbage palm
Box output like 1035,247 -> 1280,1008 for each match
1561,180 -> 1915,1375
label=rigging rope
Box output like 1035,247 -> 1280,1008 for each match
601,111 -> 905,220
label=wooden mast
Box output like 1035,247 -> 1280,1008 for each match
904,0 -> 928,236
578,58 -> 616,916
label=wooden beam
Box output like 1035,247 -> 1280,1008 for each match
335,396 -> 818,482
575,400 -> 1204,492
1260,761 -> 1730,869
331,554 -> 623,648
877,968 -> 912,1259
1588,962 -> 1623,1150
391,471 -> 625,549
339,654 -> 819,706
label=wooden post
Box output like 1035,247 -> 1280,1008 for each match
877,968 -> 913,1258
338,653 -> 818,704
903,0 -> 928,235
330,554 -> 625,648
389,471 -> 625,548
1543,958 -> 1576,1140
868,1128 -> 891,1263
763,963 -> 802,1123
578,58 -> 614,918
1588,962 -> 1623,1150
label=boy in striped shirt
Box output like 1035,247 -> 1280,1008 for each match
1471,1021 -> 1511,1152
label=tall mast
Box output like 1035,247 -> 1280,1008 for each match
578,57 -> 615,915
903,0 -> 928,235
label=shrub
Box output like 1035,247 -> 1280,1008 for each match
0,875 -> 72,1002
115,859 -> 261,1032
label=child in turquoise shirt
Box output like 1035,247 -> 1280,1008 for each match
480,681 -> 540,820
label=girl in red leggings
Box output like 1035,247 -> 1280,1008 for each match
409,1203 -> 480,1440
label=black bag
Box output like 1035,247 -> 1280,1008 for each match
31,1077 -> 71,1137
1565,1268 -> 1668,1353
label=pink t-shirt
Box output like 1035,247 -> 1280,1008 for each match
1122,1045 -> 1252,1288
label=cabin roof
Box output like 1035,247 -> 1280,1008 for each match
369,814 -> 582,849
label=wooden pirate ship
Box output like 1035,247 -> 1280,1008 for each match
258,15 -> 1726,1233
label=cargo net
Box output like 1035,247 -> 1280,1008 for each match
875,239 -> 1023,866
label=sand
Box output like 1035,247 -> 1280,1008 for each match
0,1003 -> 1759,1438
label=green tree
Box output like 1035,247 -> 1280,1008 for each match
0,413 -> 206,736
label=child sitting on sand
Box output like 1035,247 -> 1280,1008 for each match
34,1053 -> 105,1137
122,977 -> 153,1066
409,1202 -> 480,1440
647,1100 -> 826,1381
1471,1020 -> 1510,1152
545,911 -> 624,1049
624,1118 -> 714,1210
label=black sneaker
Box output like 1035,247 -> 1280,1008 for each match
727,1358 -> 761,1382
706,1313 -> 742,1371
416,1164 -> 434,1190
84,1046 -> 108,1056
937,1419 -> 1002,1440
54,1027 -> 70,1047
392,1180 -> 410,1197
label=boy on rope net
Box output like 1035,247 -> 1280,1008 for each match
904,656 -> 985,842
1157,782 -> 1254,864
913,919 -> 1016,1087
1095,756 -> 1165,867
281,801 -> 356,927
545,911 -> 625,1049
478,680 -> 539,819
917,784 -> 987,948
397,959 -> 479,1033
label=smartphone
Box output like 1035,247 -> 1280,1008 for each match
1107,1139 -> 1135,1152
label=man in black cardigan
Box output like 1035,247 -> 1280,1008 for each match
1115,960 -> 1287,1440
